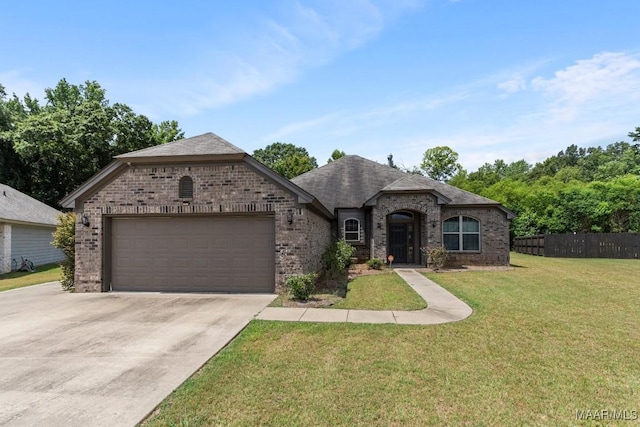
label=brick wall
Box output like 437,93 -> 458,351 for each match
366,193 -> 510,267
75,161 -> 331,292
371,193 -> 441,265
441,207 -> 511,266
303,208 -> 332,273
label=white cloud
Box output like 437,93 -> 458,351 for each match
497,76 -> 527,93
265,51 -> 640,171
265,88 -> 469,143
531,51 -> 640,121
132,0 -> 424,118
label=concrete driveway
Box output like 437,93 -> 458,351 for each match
0,282 -> 274,427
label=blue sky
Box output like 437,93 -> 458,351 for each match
3,0 -> 640,171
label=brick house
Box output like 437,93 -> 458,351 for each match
62,132 -> 514,293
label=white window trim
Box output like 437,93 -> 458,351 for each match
442,216 -> 481,252
343,218 -> 361,242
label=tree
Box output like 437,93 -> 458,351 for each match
592,175 -> 640,232
420,146 -> 462,182
504,159 -> 531,180
1,79 -> 183,207
445,125 -> 640,237
447,168 -> 468,188
327,149 -> 346,163
0,85 -> 30,190
151,120 -> 183,146
253,142 -> 317,178
52,212 -> 76,291
401,165 -> 424,176
530,144 -> 586,180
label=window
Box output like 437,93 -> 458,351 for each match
344,218 -> 361,242
179,176 -> 193,198
443,216 -> 480,251
390,211 -> 413,220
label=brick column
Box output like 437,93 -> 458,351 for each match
370,206 -> 387,261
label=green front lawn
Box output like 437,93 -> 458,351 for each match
331,271 -> 426,310
269,270 -> 426,310
143,253 -> 640,426
0,263 -> 61,292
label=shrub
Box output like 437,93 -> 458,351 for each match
366,258 -> 384,270
51,212 -> 76,291
322,239 -> 356,278
421,245 -> 448,271
286,272 -> 318,301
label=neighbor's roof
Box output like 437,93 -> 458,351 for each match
291,155 -> 510,214
0,183 -> 62,226
116,132 -> 245,159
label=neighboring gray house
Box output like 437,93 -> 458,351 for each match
62,132 -> 514,293
0,183 -> 65,274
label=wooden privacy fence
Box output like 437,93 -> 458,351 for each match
513,233 -> 640,259
513,235 -> 546,256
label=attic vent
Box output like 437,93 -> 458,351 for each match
179,176 -> 193,198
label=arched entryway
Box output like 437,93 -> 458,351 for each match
387,210 -> 421,264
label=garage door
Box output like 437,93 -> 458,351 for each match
111,216 -> 275,292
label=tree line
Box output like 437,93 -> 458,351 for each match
446,131 -> 640,236
252,137 -> 640,237
2,79 -> 638,236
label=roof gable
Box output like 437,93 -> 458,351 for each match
61,133 -> 333,219
0,184 -> 62,226
381,174 -> 439,191
116,132 -> 245,160
291,155 -> 407,212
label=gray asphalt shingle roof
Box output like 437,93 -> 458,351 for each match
0,183 -> 62,226
291,155 -> 501,213
61,132 -> 509,219
116,132 -> 245,158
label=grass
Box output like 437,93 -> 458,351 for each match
0,263 -> 61,292
142,253 -> 640,426
331,271 -> 426,310
269,270 -> 426,310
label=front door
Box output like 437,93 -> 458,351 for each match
389,224 -> 408,263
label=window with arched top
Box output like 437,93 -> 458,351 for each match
390,211 -> 414,220
179,176 -> 193,198
344,218 -> 361,242
443,216 -> 480,251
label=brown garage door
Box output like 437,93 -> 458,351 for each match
111,216 -> 275,292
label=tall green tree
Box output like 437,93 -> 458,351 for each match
2,79 -> 183,207
253,142 -> 317,179
593,175 -> 640,232
420,146 -> 462,182
529,144 -> 586,180
327,149 -> 346,163
628,127 -> 640,142
0,85 -> 30,190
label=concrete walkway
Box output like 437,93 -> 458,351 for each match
256,269 -> 472,325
